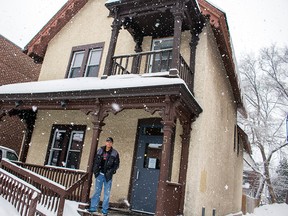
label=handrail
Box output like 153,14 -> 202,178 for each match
0,167 -> 41,216
14,161 -> 86,188
1,159 -> 88,216
113,48 -> 173,58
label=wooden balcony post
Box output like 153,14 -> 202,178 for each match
104,17 -> 122,76
189,31 -> 200,94
131,35 -> 143,74
170,9 -> 183,76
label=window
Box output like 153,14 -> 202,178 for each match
46,125 -> 86,169
6,151 -> 18,161
144,143 -> 162,169
66,43 -> 104,78
150,38 -> 173,72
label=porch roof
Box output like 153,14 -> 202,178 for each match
0,74 -> 185,94
0,74 -> 202,117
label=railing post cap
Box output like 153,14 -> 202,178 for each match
169,68 -> 179,76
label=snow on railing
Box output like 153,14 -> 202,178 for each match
0,159 -> 88,216
0,167 -> 40,216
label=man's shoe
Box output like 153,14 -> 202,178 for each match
88,207 -> 97,213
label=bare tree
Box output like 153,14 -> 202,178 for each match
239,45 -> 288,203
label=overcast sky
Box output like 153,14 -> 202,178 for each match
0,0 -> 287,60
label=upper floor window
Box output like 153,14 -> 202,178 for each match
66,42 -> 104,78
150,38 -> 173,72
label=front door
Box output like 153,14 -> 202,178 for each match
131,120 -> 163,214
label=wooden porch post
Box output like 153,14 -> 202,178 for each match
82,105 -> 105,203
169,8 -> 183,76
155,96 -> 176,215
104,17 -> 122,76
178,119 -> 193,214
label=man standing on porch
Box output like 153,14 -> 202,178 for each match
89,137 -> 120,216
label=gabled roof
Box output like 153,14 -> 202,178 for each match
23,0 -> 244,110
198,0 -> 244,111
0,35 -> 40,84
24,0 -> 88,63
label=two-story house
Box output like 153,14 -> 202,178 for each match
0,0 -> 251,215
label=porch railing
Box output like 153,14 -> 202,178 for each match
112,49 -> 194,93
0,168 -> 41,216
14,161 -> 87,201
0,159 -> 88,216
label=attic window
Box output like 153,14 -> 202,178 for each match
66,42 -> 104,78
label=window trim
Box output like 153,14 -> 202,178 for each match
45,124 -> 86,169
65,42 -> 105,78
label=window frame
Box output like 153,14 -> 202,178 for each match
150,37 -> 173,73
45,124 -> 86,169
66,42 -> 105,78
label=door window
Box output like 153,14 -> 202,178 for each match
144,143 -> 162,169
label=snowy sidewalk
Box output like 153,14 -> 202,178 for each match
245,203 -> 288,216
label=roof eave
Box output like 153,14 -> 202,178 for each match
24,0 -> 89,63
198,0 -> 245,112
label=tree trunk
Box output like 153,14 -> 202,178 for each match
264,160 -> 277,203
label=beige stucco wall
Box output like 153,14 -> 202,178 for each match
38,0 -> 193,81
184,24 -> 243,216
26,110 -> 94,170
28,108 -> 164,203
171,119 -> 182,183
38,0 -> 135,81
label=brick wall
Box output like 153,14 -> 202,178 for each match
0,35 -> 41,154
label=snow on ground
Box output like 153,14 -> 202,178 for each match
1,195 -> 287,216
0,196 -> 20,216
0,197 -> 79,216
245,203 -> 288,216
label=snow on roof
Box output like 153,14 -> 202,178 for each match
0,74 -> 186,95
106,0 -> 121,4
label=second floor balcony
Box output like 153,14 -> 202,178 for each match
111,48 -> 195,93
104,0 -> 205,96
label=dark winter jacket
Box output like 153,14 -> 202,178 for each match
93,146 -> 120,181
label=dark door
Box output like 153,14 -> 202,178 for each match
131,122 -> 163,214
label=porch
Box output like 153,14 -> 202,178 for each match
0,83 -> 202,216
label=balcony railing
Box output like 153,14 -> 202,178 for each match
111,49 -> 194,93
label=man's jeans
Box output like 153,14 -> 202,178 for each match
90,173 -> 112,214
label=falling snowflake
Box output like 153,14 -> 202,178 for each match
32,106 -> 37,112
111,103 -> 121,112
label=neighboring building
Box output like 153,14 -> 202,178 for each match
0,0 -> 251,215
243,152 -> 261,198
0,35 -> 40,157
